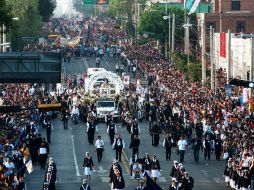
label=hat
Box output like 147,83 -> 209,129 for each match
83,179 -> 88,183
49,157 -> 54,161
172,177 -> 177,182
228,158 -> 233,162
179,163 -> 183,167
173,160 -> 178,164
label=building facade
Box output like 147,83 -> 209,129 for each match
202,0 -> 254,33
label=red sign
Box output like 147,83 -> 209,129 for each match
220,32 -> 226,58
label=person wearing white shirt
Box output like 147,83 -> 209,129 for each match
71,105 -> 79,125
95,136 -> 104,163
177,136 -> 188,163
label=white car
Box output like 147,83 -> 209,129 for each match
96,99 -> 119,121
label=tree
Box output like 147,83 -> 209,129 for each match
38,0 -> 56,22
0,0 -> 13,29
139,5 -> 184,43
6,0 -> 42,50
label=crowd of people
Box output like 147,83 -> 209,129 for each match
0,83 -> 61,190
2,14 -> 254,190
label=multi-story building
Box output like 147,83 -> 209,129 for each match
200,0 -> 254,33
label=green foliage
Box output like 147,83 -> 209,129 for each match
38,0 -> 56,22
139,5 -> 184,43
6,0 -> 42,50
172,52 -> 201,82
0,0 -> 13,29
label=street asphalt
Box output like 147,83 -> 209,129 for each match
26,55 -> 226,190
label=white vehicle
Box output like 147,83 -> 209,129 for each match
96,98 -> 119,121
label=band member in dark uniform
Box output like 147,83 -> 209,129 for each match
129,135 -> 140,160
163,133 -> 173,160
80,179 -> 91,190
87,119 -> 98,145
131,119 -> 140,140
142,153 -> 151,176
44,118 -> 52,143
112,170 -> 125,190
112,134 -> 125,162
105,112 -> 113,127
150,155 -> 160,183
107,120 -> 117,145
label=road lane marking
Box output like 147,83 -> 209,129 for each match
97,166 -> 108,173
200,170 -> 209,177
159,177 -> 167,182
213,178 -> 223,183
101,177 -> 109,183
71,135 -> 81,177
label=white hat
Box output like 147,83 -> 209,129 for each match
172,177 -> 178,182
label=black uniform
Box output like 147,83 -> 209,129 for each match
113,138 -> 124,162
214,137 -> 222,161
108,123 -> 117,145
131,122 -> 139,140
46,122 -> 52,143
112,175 -> 125,189
181,176 -> 194,190
129,137 -> 140,159
87,121 -> 97,145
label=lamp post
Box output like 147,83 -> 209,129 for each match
163,15 -> 171,62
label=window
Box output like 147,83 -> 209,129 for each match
236,21 -> 246,33
232,0 -> 240,11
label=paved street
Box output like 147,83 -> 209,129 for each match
26,56 -> 226,190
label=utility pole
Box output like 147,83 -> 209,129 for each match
210,26 -> 214,90
201,16 -> 206,86
171,13 -> 175,53
165,0 -> 168,60
227,29 -> 231,83
168,14 -> 171,62
137,3 -> 142,40
249,35 -> 254,98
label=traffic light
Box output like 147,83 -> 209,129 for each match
229,78 -> 254,88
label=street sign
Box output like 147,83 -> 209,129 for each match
225,84 -> 232,97
84,0 -> 94,5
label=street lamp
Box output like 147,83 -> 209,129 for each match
163,14 -> 171,62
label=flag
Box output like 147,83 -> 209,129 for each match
144,172 -> 163,190
26,160 -> 33,174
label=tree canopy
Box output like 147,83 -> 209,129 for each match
38,0 -> 56,22
139,5 -> 185,44
0,0 -> 13,29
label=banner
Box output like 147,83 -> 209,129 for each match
220,32 -> 227,58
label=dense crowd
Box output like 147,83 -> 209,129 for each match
2,14 -> 254,190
